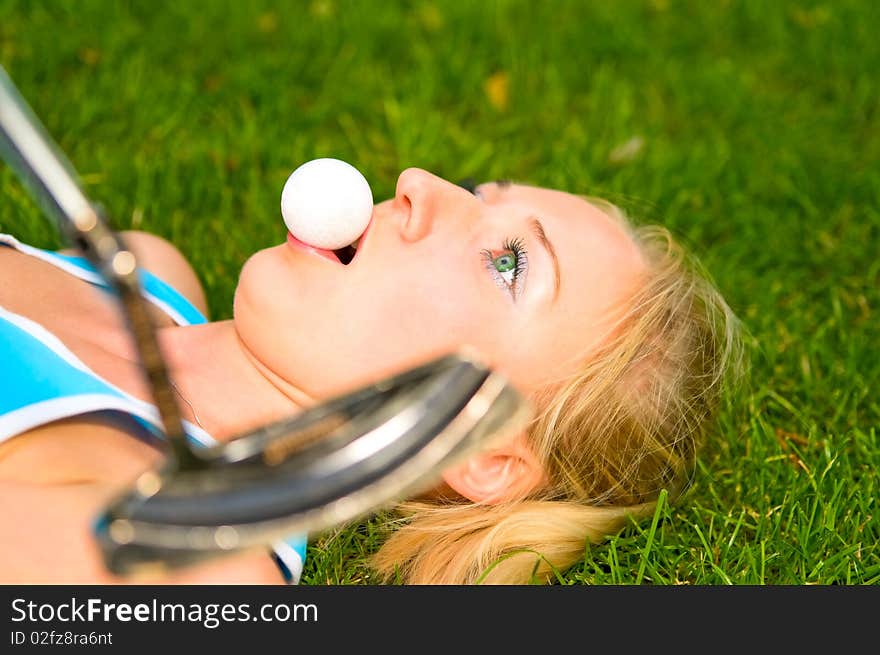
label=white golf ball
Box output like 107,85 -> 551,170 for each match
280,158 -> 373,250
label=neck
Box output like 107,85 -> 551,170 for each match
157,321 -> 312,441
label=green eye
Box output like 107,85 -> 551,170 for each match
493,254 -> 516,272
481,237 -> 529,302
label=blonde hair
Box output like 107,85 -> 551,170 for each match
371,198 -> 746,584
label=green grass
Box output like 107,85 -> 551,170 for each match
1,0 -> 877,585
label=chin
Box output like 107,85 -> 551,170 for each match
233,251 -> 294,353
232,251 -> 269,322
231,255 -> 342,397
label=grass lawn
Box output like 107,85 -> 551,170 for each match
0,0 -> 877,585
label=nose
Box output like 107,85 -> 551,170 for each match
393,167 -> 474,243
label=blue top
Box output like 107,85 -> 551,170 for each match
0,233 -> 307,583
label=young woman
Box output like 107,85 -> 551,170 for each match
0,168 -> 744,584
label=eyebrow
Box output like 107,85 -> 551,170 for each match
529,217 -> 561,304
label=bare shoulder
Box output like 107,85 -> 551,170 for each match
59,230 -> 209,317
118,230 -> 210,317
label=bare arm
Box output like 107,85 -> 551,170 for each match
0,415 -> 284,585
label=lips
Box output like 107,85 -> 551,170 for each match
286,232 -> 343,264
287,221 -> 372,266
285,213 -> 373,266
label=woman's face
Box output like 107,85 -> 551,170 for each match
234,168 -> 645,402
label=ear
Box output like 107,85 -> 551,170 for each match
441,434 -> 546,504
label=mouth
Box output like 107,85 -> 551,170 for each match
335,212 -> 372,265
286,217 -> 370,266
334,243 -> 357,265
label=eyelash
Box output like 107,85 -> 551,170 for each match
480,237 -> 529,301
466,184 -> 529,301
